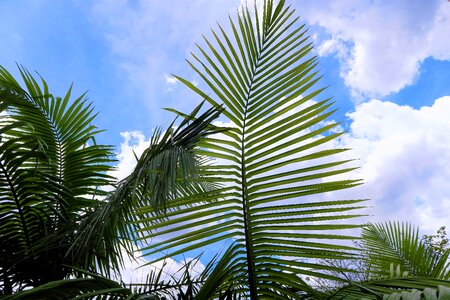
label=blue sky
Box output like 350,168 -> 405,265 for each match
2,0 -> 450,280
2,0 -> 449,144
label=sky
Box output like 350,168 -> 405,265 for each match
1,0 -> 450,282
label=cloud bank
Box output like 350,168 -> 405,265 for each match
333,96 -> 450,232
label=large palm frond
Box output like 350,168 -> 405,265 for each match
361,222 -> 450,280
134,1 -> 366,298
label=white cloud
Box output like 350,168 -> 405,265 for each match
165,74 -> 178,85
165,74 -> 179,91
109,96 -> 450,254
116,248 -> 205,286
109,131 -> 151,181
298,0 -> 450,98
330,96 -> 450,233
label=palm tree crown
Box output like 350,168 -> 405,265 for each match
0,66 -> 223,294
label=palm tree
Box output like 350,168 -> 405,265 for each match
0,66 -> 115,292
326,222 -> 450,299
361,222 -> 450,280
132,0 -> 367,298
0,65 -> 223,295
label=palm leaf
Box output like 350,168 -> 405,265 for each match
361,222 -> 450,280
1,268 -> 131,300
1,65 -> 225,292
134,1 -> 366,298
381,285 -> 450,300
0,65 -> 115,289
329,277 -> 450,299
68,101 -> 225,275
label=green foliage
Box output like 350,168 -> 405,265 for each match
133,0 -> 366,298
2,1 -> 449,299
326,223 -> 450,299
383,285 -> 450,300
67,101 -> 225,276
2,256 -> 236,299
2,268 -> 131,300
361,222 -> 450,280
330,277 -> 450,300
0,65 -> 115,291
423,227 -> 449,257
0,66 -> 223,295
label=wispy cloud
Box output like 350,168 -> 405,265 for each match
165,74 -> 178,85
89,0 -> 242,119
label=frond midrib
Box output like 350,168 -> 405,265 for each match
0,159 -> 32,249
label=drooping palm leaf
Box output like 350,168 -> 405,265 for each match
361,222 -> 450,280
134,1 -> 366,298
68,101 -> 225,275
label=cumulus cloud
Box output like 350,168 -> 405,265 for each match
91,0 -> 450,104
331,96 -> 450,233
109,131 -> 151,181
298,0 -> 450,98
109,96 -> 450,257
116,248 -> 205,285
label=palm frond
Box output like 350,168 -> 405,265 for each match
1,268 -> 131,300
381,285 -> 450,300
0,65 -> 115,289
330,277 -> 450,300
1,66 -> 114,205
1,65 -> 225,292
134,1 -> 366,298
67,101 -> 225,275
361,222 -> 450,280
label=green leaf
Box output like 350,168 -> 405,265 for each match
134,1 -> 366,298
